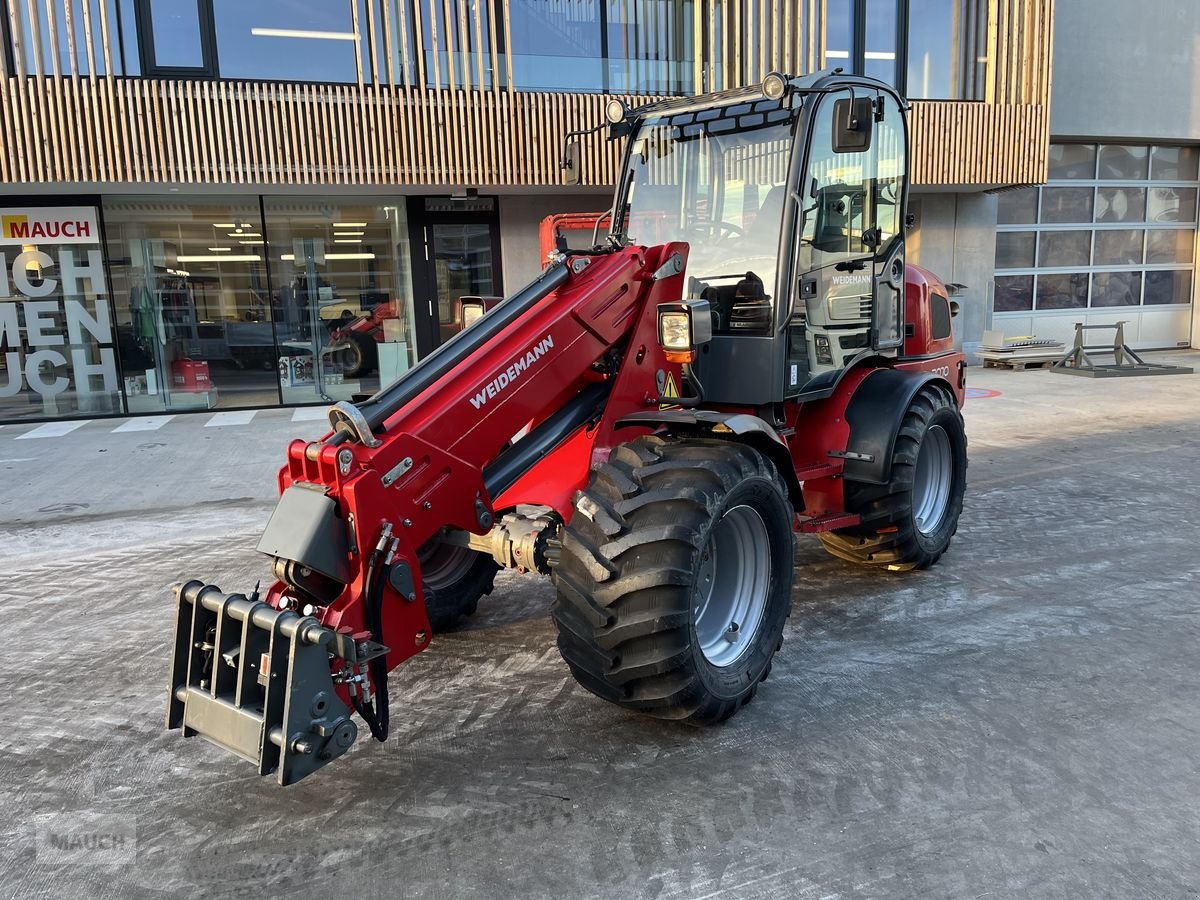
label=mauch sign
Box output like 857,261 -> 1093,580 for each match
0,206 -> 99,245
0,206 -> 119,414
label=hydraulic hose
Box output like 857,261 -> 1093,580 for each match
351,543 -> 390,742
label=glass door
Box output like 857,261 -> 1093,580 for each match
408,197 -> 503,357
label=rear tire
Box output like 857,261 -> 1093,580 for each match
417,542 -> 500,632
551,436 -> 794,724
819,383 -> 967,570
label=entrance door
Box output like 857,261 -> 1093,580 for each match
408,197 -> 503,358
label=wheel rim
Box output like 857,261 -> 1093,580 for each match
693,504 -> 772,668
912,424 -> 953,535
417,542 -> 474,590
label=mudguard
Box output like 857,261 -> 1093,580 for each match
841,368 -> 951,485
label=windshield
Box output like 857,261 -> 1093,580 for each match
617,98 -> 800,334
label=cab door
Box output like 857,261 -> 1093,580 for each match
869,93 -> 908,352
793,88 -> 907,376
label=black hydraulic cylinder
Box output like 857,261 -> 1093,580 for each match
483,381 -> 611,499
333,262 -> 571,444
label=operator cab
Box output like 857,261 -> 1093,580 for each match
609,70 -> 909,406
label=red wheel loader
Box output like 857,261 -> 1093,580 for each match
167,70 -> 968,785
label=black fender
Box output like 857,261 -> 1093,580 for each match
616,410 -> 805,512
842,369 -> 955,485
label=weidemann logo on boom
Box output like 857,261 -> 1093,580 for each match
470,334 -> 555,409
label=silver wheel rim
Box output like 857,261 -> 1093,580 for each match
417,542 -> 474,590
912,424 -> 953,535
693,504 -> 772,668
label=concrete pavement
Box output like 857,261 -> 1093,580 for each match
1,353 -> 1199,899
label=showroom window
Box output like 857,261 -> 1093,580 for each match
0,204 -> 120,421
103,198 -> 279,413
263,199 -> 419,406
994,143 -> 1199,323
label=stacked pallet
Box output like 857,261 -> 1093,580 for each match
979,330 -> 1065,370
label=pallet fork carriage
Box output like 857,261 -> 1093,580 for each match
166,69 -> 970,785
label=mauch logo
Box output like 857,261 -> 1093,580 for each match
0,206 -> 100,245
470,334 -> 555,410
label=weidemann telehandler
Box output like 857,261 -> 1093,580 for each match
167,69 -> 968,785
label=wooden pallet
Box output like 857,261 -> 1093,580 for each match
980,351 -> 1063,371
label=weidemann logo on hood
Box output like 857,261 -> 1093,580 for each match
469,334 -> 555,410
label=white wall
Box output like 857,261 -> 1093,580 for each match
1051,0 -> 1200,141
907,192 -> 999,361
498,193 -> 612,293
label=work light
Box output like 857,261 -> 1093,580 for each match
605,98 -> 628,123
657,299 -> 713,363
761,72 -> 788,101
459,298 -> 486,328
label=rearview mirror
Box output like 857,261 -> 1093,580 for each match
560,140 -> 582,185
832,97 -> 874,154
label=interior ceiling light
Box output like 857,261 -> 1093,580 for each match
213,223 -> 237,228
333,222 -> 367,228
280,252 -> 376,261
239,239 -> 265,245
207,246 -> 232,252
177,254 -> 263,262
334,231 -> 364,237
250,27 -> 359,41
334,239 -> 360,243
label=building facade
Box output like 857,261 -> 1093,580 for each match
0,0 -> 1053,422
992,0 -> 1200,352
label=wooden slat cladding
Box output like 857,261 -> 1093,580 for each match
0,76 -> 1048,188
0,0 -> 1054,189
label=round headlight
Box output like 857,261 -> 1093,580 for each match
761,72 -> 787,101
605,98 -> 627,124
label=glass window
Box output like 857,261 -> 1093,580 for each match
264,199 -> 418,405
1091,271 -> 1141,307
1147,187 -> 1198,223
993,274 -> 1033,312
0,205 -> 121,421
506,0 -> 604,91
1047,144 -> 1096,180
620,98 -> 798,336
998,188 -> 1038,225
824,0 -> 854,70
16,0 -> 124,75
1093,229 -> 1144,266
994,142 -> 1197,341
995,231 -> 1034,269
800,96 -> 882,269
213,0 -> 365,82
104,198 -> 276,413
1145,229 -> 1194,264
1035,272 -> 1088,309
1041,187 -> 1093,225
1038,231 -> 1090,268
1095,187 -> 1145,223
1151,146 -> 1200,182
607,0 -> 695,94
864,0 -> 898,84
1143,270 -> 1193,305
905,0 -> 988,99
142,0 -> 209,70
421,0 -> 497,89
1097,145 -> 1149,180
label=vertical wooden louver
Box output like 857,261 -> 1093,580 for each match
0,0 -> 1053,188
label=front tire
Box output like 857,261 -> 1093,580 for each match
819,382 -> 967,570
552,436 -> 794,724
